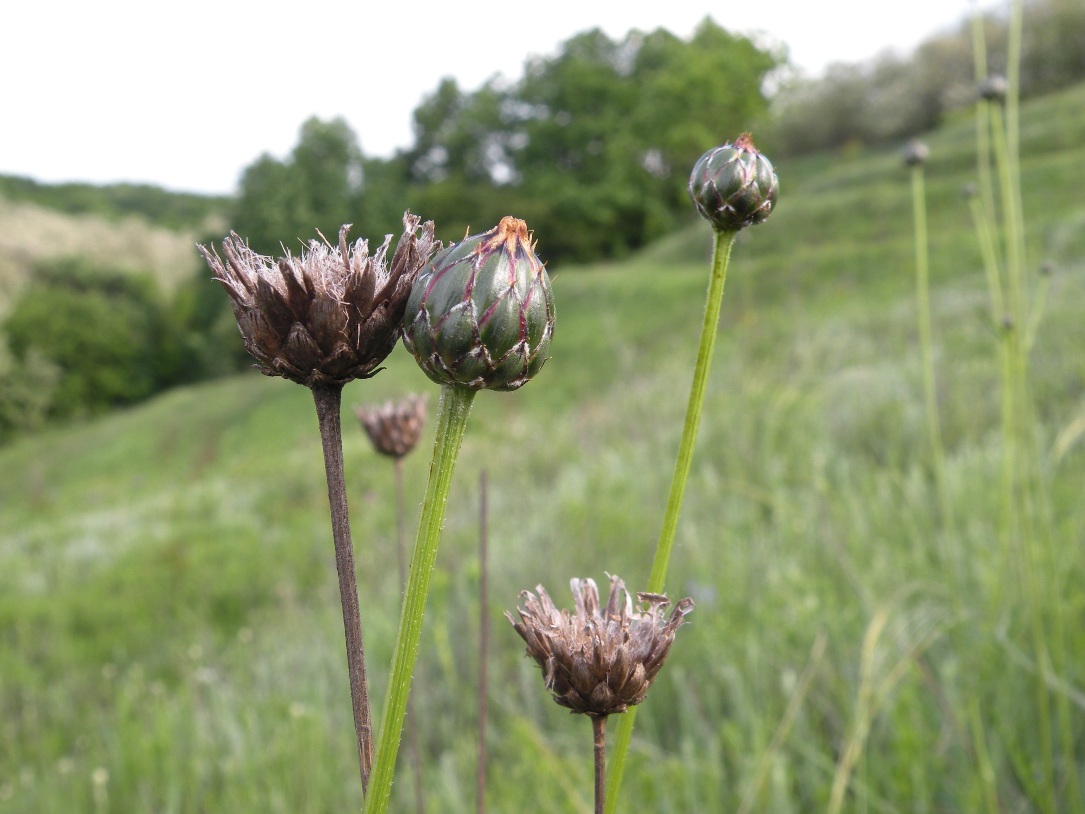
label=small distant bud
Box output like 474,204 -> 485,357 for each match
979,75 -> 1008,102
355,394 -> 427,458
961,183 -> 978,199
1039,260 -> 1055,277
689,133 -> 779,232
1001,314 -> 1015,332
402,217 -> 555,391
199,212 -> 439,389
506,574 -> 693,717
902,139 -> 929,167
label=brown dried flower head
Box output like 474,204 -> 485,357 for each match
354,394 -> 427,458
198,212 -> 439,388
507,574 -> 694,717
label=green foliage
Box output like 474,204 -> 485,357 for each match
230,117 -> 365,255
2,257 -> 188,419
0,343 -> 60,444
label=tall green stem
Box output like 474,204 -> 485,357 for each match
365,384 -> 477,814
604,229 -> 736,813
910,165 -> 952,532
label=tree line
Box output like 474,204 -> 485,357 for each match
232,20 -> 780,265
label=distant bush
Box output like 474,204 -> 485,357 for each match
3,258 -> 188,419
0,342 -> 60,444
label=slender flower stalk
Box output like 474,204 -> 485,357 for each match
312,382 -> 375,785
355,394 -> 428,813
198,213 -> 438,795
592,715 -> 608,814
366,217 -> 555,814
365,383 -> 477,814
606,135 -> 777,812
904,142 -> 953,532
477,469 -> 490,814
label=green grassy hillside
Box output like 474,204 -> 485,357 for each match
2,83 -> 1084,812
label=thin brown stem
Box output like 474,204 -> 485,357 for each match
477,470 -> 490,814
311,383 -> 373,794
593,715 -> 609,814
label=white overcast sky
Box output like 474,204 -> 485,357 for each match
1,0 -> 1007,195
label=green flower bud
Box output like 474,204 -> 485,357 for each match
402,216 -> 555,391
689,133 -> 779,232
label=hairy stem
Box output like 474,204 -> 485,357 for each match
312,383 -> 373,794
394,457 -> 426,814
365,384 -> 477,814
606,229 -> 736,813
477,469 -> 490,814
593,716 -> 608,814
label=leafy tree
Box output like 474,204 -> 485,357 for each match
506,21 -> 779,262
231,154 -> 298,255
231,117 -> 366,254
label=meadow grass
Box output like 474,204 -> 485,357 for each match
2,82 -> 1085,812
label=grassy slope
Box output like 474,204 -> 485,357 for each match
2,83 -> 1085,812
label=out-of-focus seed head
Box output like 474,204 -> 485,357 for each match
689,133 -> 779,233
506,575 -> 694,717
402,216 -> 555,392
902,139 -> 930,167
354,394 -> 427,458
979,74 -> 1008,102
199,212 -> 439,388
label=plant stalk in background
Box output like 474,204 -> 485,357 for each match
903,140 -> 953,533
606,134 -> 778,812
969,3 -> 1080,808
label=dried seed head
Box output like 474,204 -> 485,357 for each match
401,216 -> 555,391
198,212 -> 439,388
354,394 -> 427,458
506,575 -> 694,717
689,133 -> 779,233
902,139 -> 930,167
979,74 -> 1008,102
